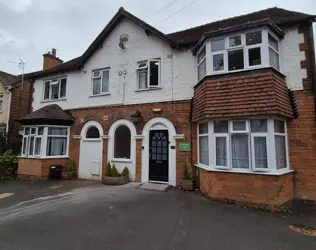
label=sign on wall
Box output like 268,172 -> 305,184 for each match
178,142 -> 191,152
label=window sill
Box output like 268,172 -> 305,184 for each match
111,158 -> 132,163
19,156 -> 70,159
89,93 -> 110,98
195,164 -> 294,176
41,98 -> 66,103
135,87 -> 162,92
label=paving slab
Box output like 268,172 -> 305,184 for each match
138,182 -> 170,191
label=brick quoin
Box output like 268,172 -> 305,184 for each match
68,100 -> 192,184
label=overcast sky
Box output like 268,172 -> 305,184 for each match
0,0 -> 315,75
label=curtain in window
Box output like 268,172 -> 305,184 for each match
199,136 -> 209,165
254,137 -> 267,168
275,135 -> 286,169
47,137 -> 67,156
216,137 -> 227,166
34,137 -> 42,155
102,71 -> 109,93
114,125 -> 131,159
93,78 -> 101,95
231,135 -> 249,168
139,71 -> 148,89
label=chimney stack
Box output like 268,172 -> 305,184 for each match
43,48 -> 63,70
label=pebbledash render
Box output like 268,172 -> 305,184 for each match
17,7 -> 316,208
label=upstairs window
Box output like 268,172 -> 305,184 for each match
197,47 -> 206,80
44,78 -> 67,101
137,59 -> 160,90
92,68 -> 109,95
0,94 -> 3,112
268,34 -> 280,70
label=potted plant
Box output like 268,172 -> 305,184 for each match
180,161 -> 194,191
102,164 -> 130,185
62,158 -> 76,180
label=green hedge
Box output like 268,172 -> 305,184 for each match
0,151 -> 19,180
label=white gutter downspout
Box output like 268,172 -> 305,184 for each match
6,86 -> 12,140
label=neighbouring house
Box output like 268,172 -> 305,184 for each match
17,7 -> 316,208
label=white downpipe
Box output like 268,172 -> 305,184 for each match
6,86 -> 12,139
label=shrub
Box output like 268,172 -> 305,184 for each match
183,162 -> 191,180
106,162 -> 112,177
67,158 -> 75,172
0,150 -> 19,180
122,167 -> 129,177
111,164 -> 119,177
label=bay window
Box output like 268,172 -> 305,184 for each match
197,119 -> 289,173
199,29 -> 280,78
21,126 -> 69,158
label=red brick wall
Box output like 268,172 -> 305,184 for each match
199,169 -> 294,208
68,100 -> 192,184
43,54 -> 63,71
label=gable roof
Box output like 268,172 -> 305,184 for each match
0,71 -> 18,87
18,104 -> 74,125
28,7 -> 315,79
167,7 -> 315,45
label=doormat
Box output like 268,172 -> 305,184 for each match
138,183 -> 171,192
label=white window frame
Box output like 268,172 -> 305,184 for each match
197,118 -> 289,174
197,46 -> 207,81
268,32 -> 280,70
136,59 -> 161,90
91,68 -> 110,96
197,122 -> 209,167
204,28 -> 280,77
21,125 -> 70,159
43,77 -> 67,101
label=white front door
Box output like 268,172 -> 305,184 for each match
78,122 -> 103,180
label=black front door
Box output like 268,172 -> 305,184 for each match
149,130 -> 169,182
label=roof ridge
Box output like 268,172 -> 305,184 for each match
167,7 -> 280,36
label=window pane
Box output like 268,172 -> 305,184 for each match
51,85 -> 59,99
86,126 -> 100,138
93,71 -> 101,78
48,127 -> 68,136
44,81 -> 50,100
275,135 -> 287,169
274,120 -> 285,133
31,128 -> 36,134
138,70 -> 148,89
214,121 -> 228,133
149,61 -> 159,86
198,59 -> 206,80
213,54 -> 224,71
248,47 -> 261,66
92,78 -> 101,95
216,137 -> 227,166
211,39 -> 225,52
232,121 -> 246,131
246,31 -> 262,45
0,97 -> 2,112
268,34 -> 278,51
38,127 -> 44,135
47,137 -> 67,156
251,119 -> 267,132
254,137 -> 268,169
114,125 -> 131,159
199,136 -> 209,165
29,136 -> 34,156
199,122 -> 208,134
269,48 -> 279,70
25,127 -> 30,135
22,137 -> 27,154
102,70 -> 109,92
231,135 -> 249,169
197,47 -> 206,63
60,78 -> 67,98
34,137 -> 42,155
229,35 -> 241,47
228,49 -> 244,71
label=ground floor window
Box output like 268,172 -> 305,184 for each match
114,125 -> 131,159
21,126 -> 69,158
197,118 -> 288,173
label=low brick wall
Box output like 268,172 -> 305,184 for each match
18,157 -> 69,180
199,169 -> 294,208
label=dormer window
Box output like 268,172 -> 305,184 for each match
197,29 -> 280,79
43,77 -> 67,101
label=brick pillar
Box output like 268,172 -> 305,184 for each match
135,138 -> 143,182
69,136 -> 81,177
102,138 -> 109,176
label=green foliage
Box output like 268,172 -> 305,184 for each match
67,158 -> 75,172
183,161 -> 191,180
111,164 -> 119,177
280,206 -> 292,213
106,162 -> 112,177
0,150 -> 19,180
122,167 -> 129,177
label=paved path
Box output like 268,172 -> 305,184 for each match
0,181 -> 315,250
